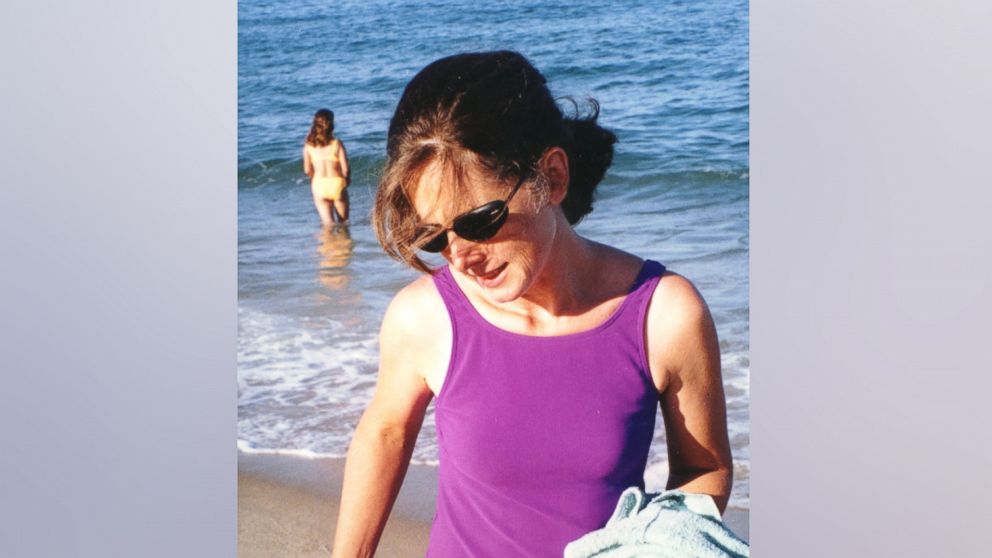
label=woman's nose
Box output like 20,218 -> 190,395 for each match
446,233 -> 484,271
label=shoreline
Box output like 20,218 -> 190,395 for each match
238,450 -> 749,557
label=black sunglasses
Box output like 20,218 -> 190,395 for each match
417,174 -> 529,253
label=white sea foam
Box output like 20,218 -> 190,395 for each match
237,439 -> 339,459
238,307 -> 384,455
644,460 -> 671,491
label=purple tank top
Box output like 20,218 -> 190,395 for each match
426,260 -> 665,557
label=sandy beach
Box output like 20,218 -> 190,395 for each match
238,451 -> 749,557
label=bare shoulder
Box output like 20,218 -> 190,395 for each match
381,274 -> 447,341
645,272 -> 718,390
379,273 -> 451,393
649,272 -> 709,322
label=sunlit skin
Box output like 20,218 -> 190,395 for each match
303,139 -> 351,225
330,148 -> 733,558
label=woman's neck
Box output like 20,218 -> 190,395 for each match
511,222 -> 603,319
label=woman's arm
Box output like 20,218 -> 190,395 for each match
647,273 -> 734,513
338,140 -> 351,185
331,282 -> 436,558
303,145 -> 314,178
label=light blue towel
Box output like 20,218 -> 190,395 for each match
563,488 -> 750,558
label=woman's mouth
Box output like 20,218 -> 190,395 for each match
473,262 -> 508,288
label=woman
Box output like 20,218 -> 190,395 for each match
333,51 -> 733,557
303,108 -> 350,225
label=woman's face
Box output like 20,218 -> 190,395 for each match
411,161 -> 558,304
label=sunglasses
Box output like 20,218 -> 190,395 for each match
416,174 -> 529,253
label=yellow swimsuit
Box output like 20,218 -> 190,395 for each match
310,141 -> 347,201
313,175 -> 347,201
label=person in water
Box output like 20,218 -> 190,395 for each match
303,108 -> 350,225
332,51 -> 733,557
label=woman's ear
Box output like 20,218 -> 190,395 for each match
540,147 -> 570,206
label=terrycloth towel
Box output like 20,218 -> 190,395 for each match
563,488 -> 750,558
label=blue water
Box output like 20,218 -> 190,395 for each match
238,0 -> 749,507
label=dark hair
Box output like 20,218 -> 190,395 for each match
306,108 -> 335,147
373,50 -> 617,272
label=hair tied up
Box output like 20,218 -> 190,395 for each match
373,51 -> 618,271
556,98 -> 617,225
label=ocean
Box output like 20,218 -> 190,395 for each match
238,0 -> 749,507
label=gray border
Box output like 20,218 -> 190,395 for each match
0,2 -> 236,557
3,1 -> 992,556
752,1 -> 992,556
